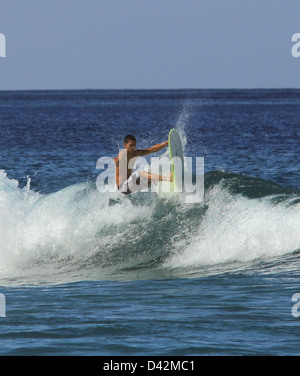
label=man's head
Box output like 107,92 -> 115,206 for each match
124,134 -> 136,153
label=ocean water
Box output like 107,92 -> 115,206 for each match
0,89 -> 299,356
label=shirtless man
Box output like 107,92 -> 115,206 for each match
114,134 -> 173,194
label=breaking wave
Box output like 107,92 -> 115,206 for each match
0,166 -> 299,286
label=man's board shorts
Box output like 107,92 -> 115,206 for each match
119,171 -> 150,194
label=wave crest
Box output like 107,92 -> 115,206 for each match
0,169 -> 299,285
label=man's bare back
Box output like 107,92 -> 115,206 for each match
114,134 -> 172,193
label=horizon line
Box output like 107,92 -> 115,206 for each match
1,87 -> 300,92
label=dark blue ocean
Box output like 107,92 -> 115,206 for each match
0,89 -> 299,356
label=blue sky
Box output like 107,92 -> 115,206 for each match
1,0 -> 300,90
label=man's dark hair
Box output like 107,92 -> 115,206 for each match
124,134 -> 136,144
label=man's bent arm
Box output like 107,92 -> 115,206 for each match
114,150 -> 128,188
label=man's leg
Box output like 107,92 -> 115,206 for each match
139,170 -> 173,182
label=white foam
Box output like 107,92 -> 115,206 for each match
1,166 -> 299,285
165,185 -> 300,268
0,171 -> 152,280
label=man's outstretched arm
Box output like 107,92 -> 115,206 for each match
136,140 -> 168,156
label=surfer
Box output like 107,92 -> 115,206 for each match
114,134 -> 173,194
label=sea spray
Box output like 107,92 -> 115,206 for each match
164,182 -> 300,269
0,169 -> 299,285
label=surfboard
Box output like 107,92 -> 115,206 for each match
168,129 -> 184,192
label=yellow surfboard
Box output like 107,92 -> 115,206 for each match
168,129 -> 184,192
